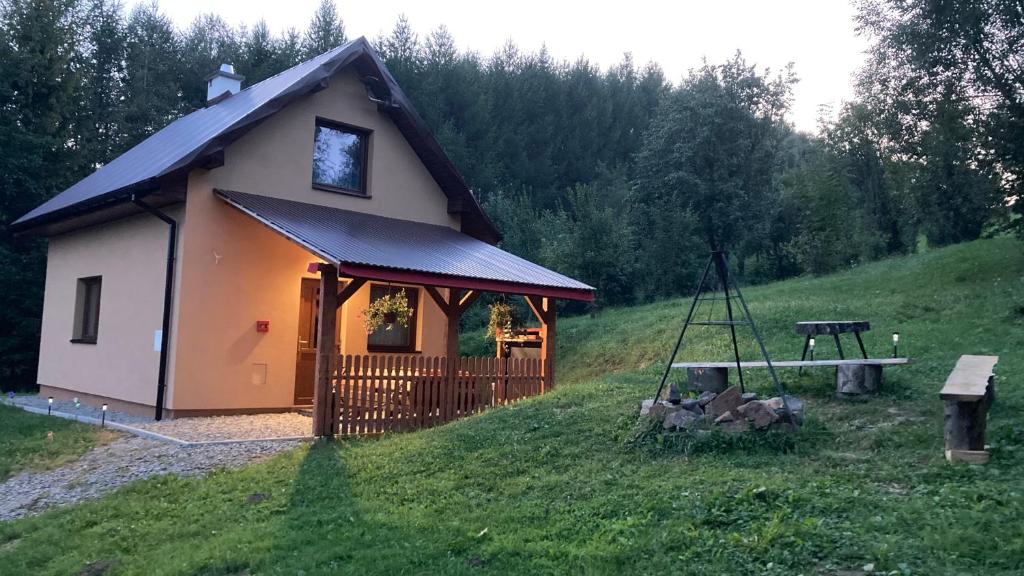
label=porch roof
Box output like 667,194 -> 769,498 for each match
216,190 -> 595,301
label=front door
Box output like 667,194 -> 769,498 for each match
294,278 -> 342,405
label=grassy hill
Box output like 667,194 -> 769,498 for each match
1,238 -> 1022,575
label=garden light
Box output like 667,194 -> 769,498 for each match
892,332 -> 899,358
101,403 -> 108,428
809,337 -> 815,362
48,396 -> 53,415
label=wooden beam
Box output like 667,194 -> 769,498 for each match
525,294 -> 547,324
456,289 -> 481,315
444,289 -> 464,423
523,295 -> 556,392
313,264 -> 339,437
335,277 -> 366,309
541,297 -> 556,392
424,285 -> 451,315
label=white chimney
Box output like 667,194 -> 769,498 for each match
206,63 -> 244,102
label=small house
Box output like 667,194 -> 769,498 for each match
12,39 -> 593,435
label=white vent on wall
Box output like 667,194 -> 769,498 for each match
251,363 -> 267,386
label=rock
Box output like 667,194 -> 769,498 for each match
77,560 -> 116,576
736,400 -> 779,429
697,391 -> 717,407
667,383 -> 682,405
719,420 -> 749,434
764,395 -> 805,420
705,386 -> 743,420
714,410 -> 735,424
680,399 -> 702,414
740,392 -> 759,403
663,409 -> 701,430
640,399 -> 656,416
246,492 -> 270,504
647,402 -> 668,421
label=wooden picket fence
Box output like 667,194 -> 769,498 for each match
333,355 -> 549,436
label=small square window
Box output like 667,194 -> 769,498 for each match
312,119 -> 369,195
72,276 -> 101,344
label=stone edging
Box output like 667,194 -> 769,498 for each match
12,404 -> 314,447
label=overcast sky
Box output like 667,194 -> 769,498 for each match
132,0 -> 870,133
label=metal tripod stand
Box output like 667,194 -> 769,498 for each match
652,250 -> 796,425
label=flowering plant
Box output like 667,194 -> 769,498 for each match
361,289 -> 412,334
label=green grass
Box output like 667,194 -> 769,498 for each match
1,238 -> 1022,575
0,403 -> 118,481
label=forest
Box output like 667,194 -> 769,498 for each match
1,0 -> 1020,388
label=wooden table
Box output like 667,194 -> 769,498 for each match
794,320 -> 871,362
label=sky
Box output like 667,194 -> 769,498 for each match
131,0 -> 871,133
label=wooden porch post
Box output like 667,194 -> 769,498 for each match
425,286 -> 480,418
313,264 -> 338,437
526,296 -> 557,392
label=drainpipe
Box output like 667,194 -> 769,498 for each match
131,195 -> 177,421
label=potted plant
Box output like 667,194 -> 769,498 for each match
486,301 -> 515,341
361,288 -> 412,334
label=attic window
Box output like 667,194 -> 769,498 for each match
312,119 -> 369,196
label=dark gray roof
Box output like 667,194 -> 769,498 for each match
216,190 -> 594,300
13,38 -> 498,242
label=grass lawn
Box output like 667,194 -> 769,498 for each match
1,238 -> 1022,575
0,403 -> 118,481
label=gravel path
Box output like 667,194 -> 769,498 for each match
0,436 -> 305,521
10,396 -> 314,443
133,413 -> 313,442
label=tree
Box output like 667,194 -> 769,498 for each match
632,54 -> 795,255
303,0 -> 346,58
0,0 -> 84,389
122,1 -> 181,147
857,0 -> 1024,235
74,0 -> 127,170
178,13 -> 241,109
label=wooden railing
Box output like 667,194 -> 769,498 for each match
333,355 -> 549,436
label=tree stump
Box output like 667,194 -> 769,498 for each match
944,378 -> 994,462
687,367 -> 728,393
835,364 -> 882,397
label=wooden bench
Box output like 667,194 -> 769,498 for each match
940,355 -> 998,464
672,358 -> 914,396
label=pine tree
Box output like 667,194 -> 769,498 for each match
122,1 -> 181,146
0,0 -> 84,389
179,13 -> 241,109
303,0 -> 346,58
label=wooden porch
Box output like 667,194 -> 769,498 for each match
310,263 -> 562,437
329,355 -> 550,436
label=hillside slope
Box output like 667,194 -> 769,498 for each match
2,238 -> 1022,575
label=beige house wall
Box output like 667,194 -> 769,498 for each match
208,68 -> 460,230
166,66 -> 456,412
169,171 -> 448,410
36,207 -> 185,408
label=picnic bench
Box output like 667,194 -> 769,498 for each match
672,357 -> 913,396
795,320 -> 871,360
940,355 -> 998,464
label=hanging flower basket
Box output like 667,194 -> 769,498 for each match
362,288 -> 412,334
486,301 -> 515,341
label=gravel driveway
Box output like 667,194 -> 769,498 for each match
0,436 -> 305,521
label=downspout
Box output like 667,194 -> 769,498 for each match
131,195 -> 177,421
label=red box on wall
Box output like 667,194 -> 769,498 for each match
256,320 -> 270,333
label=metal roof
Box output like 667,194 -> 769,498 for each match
12,38 -> 499,243
216,190 -> 594,300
